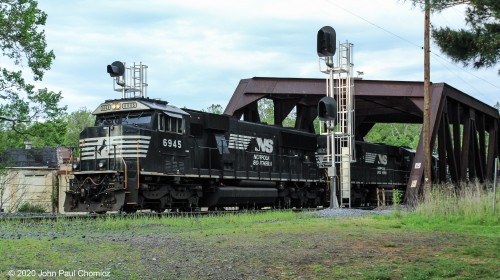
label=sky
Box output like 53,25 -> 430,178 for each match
24,0 -> 500,112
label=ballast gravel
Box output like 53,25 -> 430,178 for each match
315,207 -> 395,218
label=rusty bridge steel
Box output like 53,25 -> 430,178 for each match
223,77 -> 500,204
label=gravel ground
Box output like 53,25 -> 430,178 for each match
3,206 -> 494,280
314,207 -> 395,218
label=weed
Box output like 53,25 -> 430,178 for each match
382,242 -> 397,248
392,189 -> 402,218
17,202 -> 46,213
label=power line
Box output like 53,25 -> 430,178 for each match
430,51 -> 500,90
324,0 -> 422,49
323,0 -> 500,99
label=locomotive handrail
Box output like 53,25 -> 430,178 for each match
350,165 -> 410,186
195,145 -> 218,178
136,142 -> 140,189
191,140 -> 320,182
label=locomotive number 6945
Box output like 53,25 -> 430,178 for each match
163,138 -> 182,149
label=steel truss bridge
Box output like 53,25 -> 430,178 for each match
223,77 -> 500,203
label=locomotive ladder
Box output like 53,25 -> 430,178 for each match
333,42 -> 355,208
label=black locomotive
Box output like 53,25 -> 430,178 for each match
64,63 -> 415,213
65,97 -> 329,213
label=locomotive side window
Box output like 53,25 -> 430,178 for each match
160,112 -> 184,134
158,113 -> 165,131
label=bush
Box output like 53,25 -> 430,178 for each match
17,202 -> 46,213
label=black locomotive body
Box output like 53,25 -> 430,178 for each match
64,98 -> 325,213
316,137 -> 414,206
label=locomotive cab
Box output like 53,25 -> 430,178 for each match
64,97 -> 191,213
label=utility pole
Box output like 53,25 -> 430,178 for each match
423,0 -> 432,201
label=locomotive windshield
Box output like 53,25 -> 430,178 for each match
95,112 -> 153,128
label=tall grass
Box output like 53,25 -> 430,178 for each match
410,182 -> 499,226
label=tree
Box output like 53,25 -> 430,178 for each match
0,0 -> 66,135
365,123 -> 422,148
257,98 -> 297,128
203,104 -> 224,114
406,0 -> 499,73
63,107 -> 94,147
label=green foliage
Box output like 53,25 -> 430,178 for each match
392,189 -> 403,218
62,107 -> 94,147
0,0 -> 66,142
17,201 -> 46,213
205,100 -> 301,128
258,98 -> 297,128
364,123 -> 421,148
407,0 -> 500,73
203,104 -> 224,114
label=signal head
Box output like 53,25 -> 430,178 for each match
318,96 -> 337,122
107,61 -> 125,77
317,26 -> 336,57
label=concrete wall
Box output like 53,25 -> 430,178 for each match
0,168 -> 56,212
0,165 -> 73,213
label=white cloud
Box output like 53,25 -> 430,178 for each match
30,0 -> 499,113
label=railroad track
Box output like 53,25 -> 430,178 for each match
0,207 -> 323,222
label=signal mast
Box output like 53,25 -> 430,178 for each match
107,61 -> 148,99
317,26 -> 355,208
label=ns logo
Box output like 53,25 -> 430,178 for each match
255,137 -> 274,153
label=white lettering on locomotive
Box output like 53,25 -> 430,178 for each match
228,134 -> 274,154
365,152 -> 388,166
378,154 -> 388,165
255,138 -> 273,153
252,154 -> 273,166
163,138 -> 182,149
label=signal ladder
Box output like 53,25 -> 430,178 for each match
113,62 -> 148,99
322,42 -> 355,208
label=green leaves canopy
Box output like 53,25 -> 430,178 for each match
0,0 -> 66,147
407,0 -> 499,73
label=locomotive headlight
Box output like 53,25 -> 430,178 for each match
98,161 -> 105,169
72,162 -> 80,170
111,103 -> 120,110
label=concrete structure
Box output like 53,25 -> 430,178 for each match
0,147 -> 72,213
